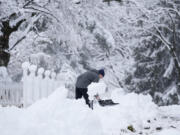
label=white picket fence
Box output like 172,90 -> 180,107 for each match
0,62 -> 60,107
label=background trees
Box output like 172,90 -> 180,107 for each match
125,0 -> 180,105
1,0 -> 180,105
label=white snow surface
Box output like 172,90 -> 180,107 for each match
0,85 -> 180,135
152,129 -> 180,135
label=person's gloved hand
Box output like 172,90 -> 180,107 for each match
94,94 -> 101,101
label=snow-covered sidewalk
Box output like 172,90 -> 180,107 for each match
0,86 -> 180,135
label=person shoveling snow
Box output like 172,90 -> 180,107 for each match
75,69 -> 105,108
75,69 -> 118,109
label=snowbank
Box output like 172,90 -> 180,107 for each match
0,85 -> 179,135
0,86 -> 101,135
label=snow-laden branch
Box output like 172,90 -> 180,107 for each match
8,14 -> 41,52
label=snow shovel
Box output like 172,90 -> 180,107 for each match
94,94 -> 119,107
98,99 -> 119,107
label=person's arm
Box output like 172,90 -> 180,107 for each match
93,75 -> 99,82
90,69 -> 99,73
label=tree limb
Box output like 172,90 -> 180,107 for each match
23,6 -> 60,22
23,0 -> 34,8
8,36 -> 26,51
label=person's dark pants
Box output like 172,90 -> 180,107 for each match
75,87 -> 90,106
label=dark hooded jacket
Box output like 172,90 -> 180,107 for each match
76,69 -> 100,88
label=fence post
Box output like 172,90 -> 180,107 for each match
37,67 -> 44,99
56,73 -> 63,88
22,62 -> 30,107
44,70 -> 51,97
50,72 -> 56,94
29,65 -> 37,104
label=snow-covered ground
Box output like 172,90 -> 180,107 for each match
0,84 -> 180,135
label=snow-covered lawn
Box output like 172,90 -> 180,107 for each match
0,86 -> 180,135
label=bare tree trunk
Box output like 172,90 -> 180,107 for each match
0,13 -> 25,67
0,50 -> 10,67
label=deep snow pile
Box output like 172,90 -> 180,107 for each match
0,85 -> 180,135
